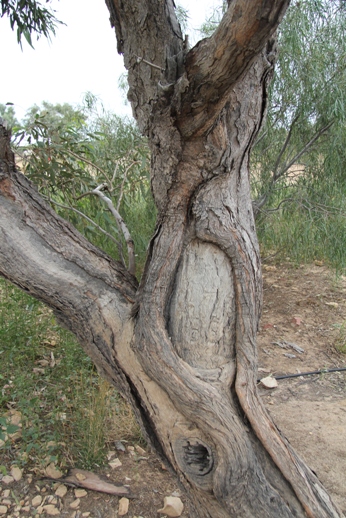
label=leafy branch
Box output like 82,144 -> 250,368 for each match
1,0 -> 64,48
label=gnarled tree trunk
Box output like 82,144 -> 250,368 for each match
0,1 -> 343,517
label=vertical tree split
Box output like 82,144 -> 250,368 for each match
0,1 -> 343,516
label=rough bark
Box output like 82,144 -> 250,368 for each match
0,1 -> 344,517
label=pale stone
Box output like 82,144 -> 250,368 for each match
21,506 -> 31,512
82,513 -> 91,517
2,491 -> 10,498
43,504 -> 60,515
74,489 -> 87,498
1,500 -> 11,506
108,458 -> 122,469
260,376 -> 278,389
69,498 -> 80,509
37,505 -> 44,514
107,450 -> 116,460
45,463 -> 63,480
55,485 -> 68,498
134,445 -> 146,455
0,506 -> 7,516
158,496 -> 184,517
10,467 -> 22,482
32,495 -> 43,507
8,410 -> 22,426
118,497 -> 129,516
1,476 -> 13,485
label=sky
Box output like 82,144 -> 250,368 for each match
0,0 -> 215,122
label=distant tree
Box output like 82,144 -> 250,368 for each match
23,101 -> 87,134
251,0 -> 346,217
0,103 -> 19,128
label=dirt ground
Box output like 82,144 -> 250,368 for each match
1,263 -> 345,517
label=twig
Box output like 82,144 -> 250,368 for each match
91,184 -> 136,276
136,56 -> 165,72
276,121 -> 334,180
116,161 -> 140,211
48,198 -> 126,267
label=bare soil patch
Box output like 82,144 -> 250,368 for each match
1,263 -> 345,517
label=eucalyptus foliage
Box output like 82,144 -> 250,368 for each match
1,0 -> 63,47
13,98 -> 153,272
251,0 -> 346,215
0,103 -> 19,129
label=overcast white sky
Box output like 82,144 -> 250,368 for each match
0,0 -> 215,122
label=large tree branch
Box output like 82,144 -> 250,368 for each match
0,124 -> 138,393
177,0 -> 290,137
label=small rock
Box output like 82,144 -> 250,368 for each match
107,450 -> 116,460
32,495 -> 43,507
8,410 -> 22,426
74,489 -> 87,498
0,506 -> 7,516
1,500 -> 11,506
45,463 -> 63,480
2,476 -> 14,485
118,497 -> 129,516
114,441 -> 126,452
43,504 -> 60,515
109,458 -> 122,469
55,485 -> 68,498
127,446 -> 135,455
260,376 -> 278,389
2,491 -> 10,499
82,513 -> 91,517
134,445 -> 146,455
22,506 -> 31,512
69,498 -> 80,509
37,505 -> 44,514
10,467 -> 22,482
158,496 -> 184,517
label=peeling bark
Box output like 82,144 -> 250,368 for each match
0,1 -> 344,516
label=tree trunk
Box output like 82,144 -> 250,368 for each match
0,1 -> 343,516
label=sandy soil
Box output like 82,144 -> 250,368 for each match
0,263 -> 345,517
